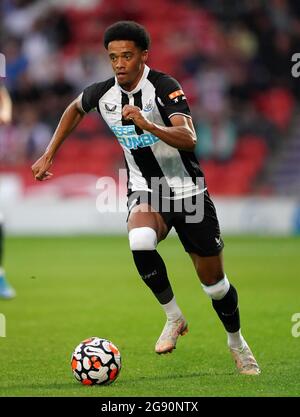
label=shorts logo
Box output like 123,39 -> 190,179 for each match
105,103 -> 117,113
215,237 -> 222,246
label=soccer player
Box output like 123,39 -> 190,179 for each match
0,85 -> 16,299
31,21 -> 260,375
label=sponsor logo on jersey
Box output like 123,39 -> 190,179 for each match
104,103 -> 117,113
110,125 -> 159,149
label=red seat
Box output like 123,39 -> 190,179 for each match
254,87 -> 295,130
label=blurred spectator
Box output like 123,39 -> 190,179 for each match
195,113 -> 237,162
0,106 -> 52,164
195,62 -> 229,116
64,47 -> 112,92
2,38 -> 28,91
234,102 -> 280,151
20,106 -> 52,161
0,85 -> 12,125
0,0 -> 299,196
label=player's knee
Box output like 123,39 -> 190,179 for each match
201,275 -> 230,300
128,227 -> 157,251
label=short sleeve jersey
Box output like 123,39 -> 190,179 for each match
81,65 -> 204,199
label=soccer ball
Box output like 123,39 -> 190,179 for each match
71,337 -> 121,385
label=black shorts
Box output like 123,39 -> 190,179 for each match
127,190 -> 224,257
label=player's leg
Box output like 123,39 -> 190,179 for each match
128,202 -> 187,354
190,251 -> 260,375
0,214 -> 16,299
190,251 -> 242,342
175,192 -> 259,374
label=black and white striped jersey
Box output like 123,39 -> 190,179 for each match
80,65 -> 205,199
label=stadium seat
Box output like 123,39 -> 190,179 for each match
254,87 -> 295,131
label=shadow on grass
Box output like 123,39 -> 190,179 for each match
0,370 -> 235,394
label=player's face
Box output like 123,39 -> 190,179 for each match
107,40 -> 148,91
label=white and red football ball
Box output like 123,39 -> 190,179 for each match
71,337 -> 121,385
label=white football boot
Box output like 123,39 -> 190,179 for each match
230,341 -> 261,375
155,315 -> 188,354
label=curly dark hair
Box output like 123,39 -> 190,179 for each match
104,21 -> 150,51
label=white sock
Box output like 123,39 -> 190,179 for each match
227,330 -> 246,349
0,267 -> 5,276
162,296 -> 183,322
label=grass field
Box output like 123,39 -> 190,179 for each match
0,235 -> 300,397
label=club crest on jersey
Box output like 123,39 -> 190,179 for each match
105,103 -> 117,113
143,99 -> 154,112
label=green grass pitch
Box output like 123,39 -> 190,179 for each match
0,235 -> 300,397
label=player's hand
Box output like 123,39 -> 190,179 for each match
122,105 -> 152,131
31,153 -> 54,181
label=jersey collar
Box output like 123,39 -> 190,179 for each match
116,65 -> 150,95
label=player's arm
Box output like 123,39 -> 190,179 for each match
150,114 -> 197,151
122,106 -> 196,151
31,96 -> 85,181
123,76 -> 196,151
122,105 -> 196,151
0,86 -> 12,125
